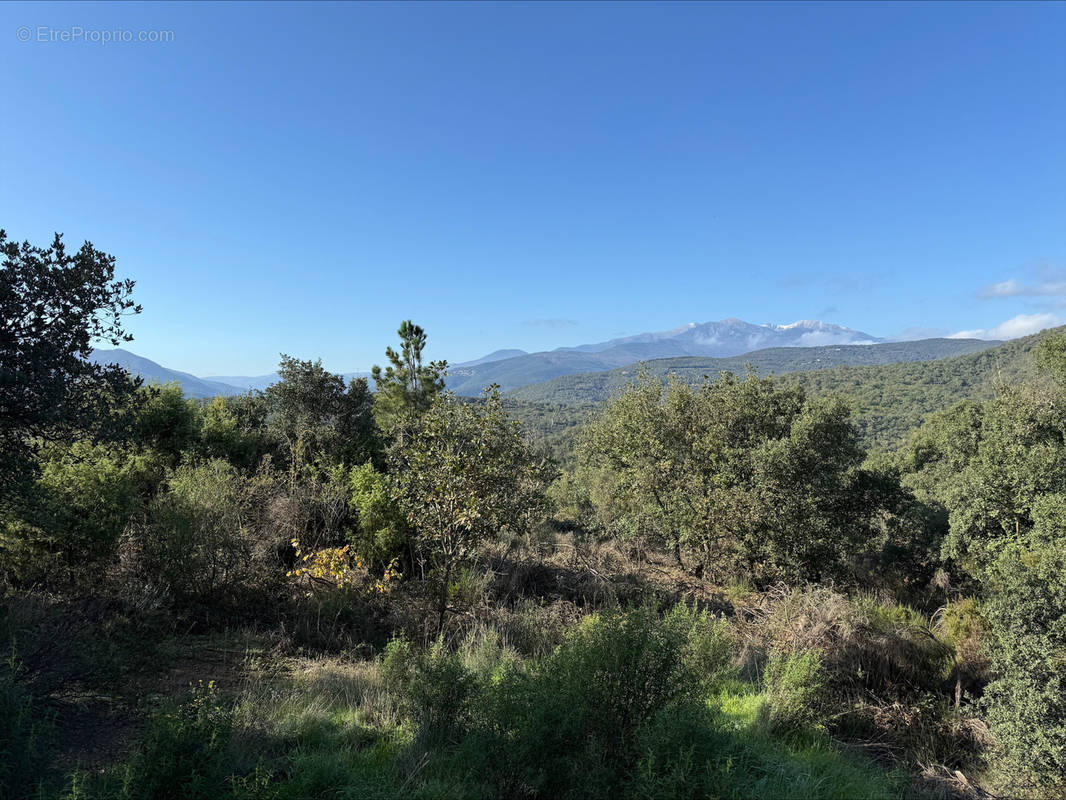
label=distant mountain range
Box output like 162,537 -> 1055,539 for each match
506,338 -> 999,405
446,319 -> 882,395
87,350 -> 373,398
85,317 -> 987,400
87,349 -> 249,399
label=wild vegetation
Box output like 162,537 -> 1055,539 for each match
507,328 -> 1053,456
3,230 -> 1066,798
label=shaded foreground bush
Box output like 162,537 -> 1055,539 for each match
0,660 -> 51,800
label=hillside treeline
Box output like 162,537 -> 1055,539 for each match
2,231 -> 1065,798
506,327 -> 1056,459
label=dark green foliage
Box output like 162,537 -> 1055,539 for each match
511,326 -> 1062,452
348,462 -> 409,567
405,639 -> 478,747
981,539 -> 1066,788
1034,333 -> 1066,385
122,460 -> 277,606
626,703 -> 730,800
895,375 -> 1066,577
890,338 -> 1066,786
463,605 -> 703,799
389,388 -> 554,630
10,226 -> 1066,795
580,371 -> 894,584
198,394 -> 273,470
134,383 -> 202,465
506,337 -> 999,405
0,441 -> 161,586
0,230 -> 141,497
117,682 -> 234,800
0,659 -> 50,800
265,355 -> 375,472
371,321 -> 447,434
776,329 -> 1054,449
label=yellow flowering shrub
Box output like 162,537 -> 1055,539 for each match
370,557 -> 403,594
287,538 -> 367,591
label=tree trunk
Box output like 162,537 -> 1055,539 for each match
436,562 -> 451,636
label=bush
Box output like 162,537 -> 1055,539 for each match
464,605 -> 702,799
761,650 -> 826,735
134,383 -> 202,465
405,639 -> 478,747
349,463 -> 409,567
663,603 -> 734,689
198,395 -> 272,471
122,460 -> 275,606
981,539 -> 1066,789
629,703 -> 730,800
1,441 -> 160,586
120,681 -> 234,800
380,636 -> 415,695
0,660 -> 50,800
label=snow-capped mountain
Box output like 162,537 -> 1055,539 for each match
445,318 -> 884,395
560,318 -> 881,358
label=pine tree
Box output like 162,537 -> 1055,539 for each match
371,320 -> 447,433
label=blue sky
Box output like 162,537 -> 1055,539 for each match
2,1 -> 1064,375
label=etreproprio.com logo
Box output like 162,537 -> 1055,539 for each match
16,25 -> 175,44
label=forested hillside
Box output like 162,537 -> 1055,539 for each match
776,331 -> 1053,448
506,330 -> 1056,461
508,337 -> 1000,405
453,334 -> 995,397
5,231 -> 1066,800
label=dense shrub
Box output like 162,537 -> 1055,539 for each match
96,682 -> 234,800
0,661 -> 50,800
121,460 -> 277,606
0,441 -> 161,586
134,383 -> 202,465
761,650 -> 827,735
579,372 -> 902,585
198,395 -> 273,471
981,539 -> 1066,789
628,704 -> 731,800
458,605 -> 705,799
406,640 -> 478,747
349,462 -> 409,567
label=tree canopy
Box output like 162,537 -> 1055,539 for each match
579,370 -> 896,584
389,388 -> 553,630
371,320 -> 447,433
0,230 -> 140,497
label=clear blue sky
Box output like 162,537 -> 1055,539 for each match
2,1 -> 1064,375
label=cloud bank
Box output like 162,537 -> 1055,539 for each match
948,313 -> 1063,341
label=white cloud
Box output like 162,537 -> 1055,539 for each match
948,313 -> 1063,341
977,277 -> 1066,299
978,279 -> 1024,298
796,331 -> 875,347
